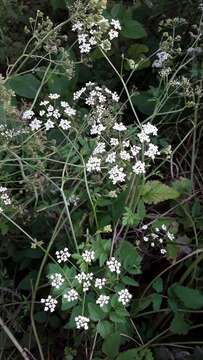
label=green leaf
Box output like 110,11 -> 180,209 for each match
122,276 -> 139,287
170,284 -> 203,310
97,320 -> 113,338
109,311 -> 126,323
116,348 -> 154,360
121,20 -> 147,39
152,293 -> 162,312
122,207 -> 140,226
170,313 -> 190,335
141,181 -> 179,205
88,303 -> 106,321
102,332 -> 121,359
118,241 -> 142,275
7,74 -> 40,99
152,278 -> 163,293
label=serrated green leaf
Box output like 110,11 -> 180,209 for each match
102,332 -> 121,359
170,313 -> 190,335
141,181 -> 179,204
97,320 -> 113,338
170,284 -> 203,310
88,303 -> 106,321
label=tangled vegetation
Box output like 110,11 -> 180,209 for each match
0,0 -> 203,359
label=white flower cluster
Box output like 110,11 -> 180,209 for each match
75,315 -> 90,330
63,289 -> 79,302
107,257 -> 121,274
118,289 -> 132,306
152,51 -> 169,68
96,294 -> 110,308
72,18 -> 121,54
0,124 -> 29,140
84,99 -> 161,184
41,295 -> 58,312
67,195 -> 80,207
95,277 -> 106,289
142,223 -> 175,255
50,273 -> 64,289
0,186 -> 12,213
23,94 -> 76,132
55,248 -> 71,263
75,272 -> 93,292
82,250 -> 95,264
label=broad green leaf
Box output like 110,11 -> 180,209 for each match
50,0 -> 66,10
7,74 -> 40,99
170,284 -> 203,310
118,241 -> 142,275
97,320 -> 113,338
121,20 -> 147,39
88,303 -> 106,321
122,276 -> 139,286
141,181 -> 179,205
170,313 -> 190,335
102,332 -> 121,359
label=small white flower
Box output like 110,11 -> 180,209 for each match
131,145 -> 141,157
29,118 -> 42,131
112,92 -> 119,102
86,156 -> 101,173
49,93 -> 60,100
90,122 -> 106,136
96,294 -> 110,308
162,224 -> 167,231
41,295 -> 57,312
144,236 -> 149,242
107,257 -> 121,274
145,143 -> 160,160
118,289 -> 132,306
72,21 -> 83,31
55,248 -> 71,263
122,140 -> 130,148
79,42 -> 91,54
50,273 -> 64,289
40,100 -> 49,106
111,19 -> 121,30
93,142 -> 106,155
59,119 -> 71,130
110,138 -> 119,146
142,224 -> 148,230
23,109 -> 34,120
167,231 -> 175,241
95,278 -> 106,289
113,122 -> 127,132
108,165 -> 126,184
45,119 -> 55,131
142,122 -> 158,136
64,289 -> 79,302
82,250 -> 95,264
120,150 -> 131,161
137,131 -> 150,143
109,29 -> 119,40
75,315 -> 90,330
106,152 -> 116,164
64,106 -> 76,117
132,161 -> 146,175
39,110 -> 45,116
160,248 -> 167,255
75,272 -> 93,292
